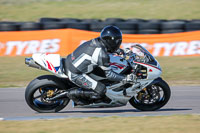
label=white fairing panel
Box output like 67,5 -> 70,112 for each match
32,53 -> 68,78
33,53 -> 60,72
147,66 -> 162,80
134,62 -> 162,80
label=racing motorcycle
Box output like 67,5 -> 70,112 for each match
25,44 -> 171,113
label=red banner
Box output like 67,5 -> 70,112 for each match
0,29 -> 200,56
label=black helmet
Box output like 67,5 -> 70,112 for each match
100,25 -> 122,53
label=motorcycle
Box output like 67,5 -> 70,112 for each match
25,44 -> 171,113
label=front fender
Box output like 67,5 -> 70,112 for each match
148,77 -> 163,86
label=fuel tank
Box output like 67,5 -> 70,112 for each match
109,54 -> 129,74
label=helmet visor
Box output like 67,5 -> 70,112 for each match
106,36 -> 122,52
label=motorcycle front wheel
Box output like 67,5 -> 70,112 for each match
129,79 -> 171,111
25,75 -> 70,113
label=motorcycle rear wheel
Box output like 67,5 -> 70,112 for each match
129,79 -> 171,111
25,75 -> 70,113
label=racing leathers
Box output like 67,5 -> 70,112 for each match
65,37 -> 126,99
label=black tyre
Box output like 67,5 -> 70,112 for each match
147,19 -> 167,23
191,19 -> 200,23
138,22 -> 160,30
25,75 -> 70,113
105,18 -> 125,23
185,22 -> 200,31
185,29 -> 199,32
91,29 -> 101,32
138,29 -> 160,34
161,29 -> 184,33
81,19 -> 102,23
42,22 -> 67,30
19,22 -> 42,31
161,21 -> 185,30
121,29 -> 137,34
60,18 -> 81,23
90,22 -> 114,31
114,22 -> 137,30
0,23 -> 19,31
129,79 -> 171,111
126,18 -> 147,23
167,19 -> 188,23
67,22 -> 90,30
39,17 -> 61,23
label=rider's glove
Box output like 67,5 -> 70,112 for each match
116,48 -> 125,55
124,48 -> 132,55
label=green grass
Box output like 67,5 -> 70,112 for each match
157,56 -> 200,85
0,115 -> 200,133
0,56 -> 200,88
0,56 -> 49,87
0,0 -> 200,21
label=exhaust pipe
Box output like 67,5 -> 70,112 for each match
25,58 -> 46,70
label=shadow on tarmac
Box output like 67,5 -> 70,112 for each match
59,108 -> 192,114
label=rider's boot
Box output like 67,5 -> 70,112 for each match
67,88 -> 102,100
66,88 -> 104,105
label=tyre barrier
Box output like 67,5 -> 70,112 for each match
147,19 -> 167,23
138,29 -> 160,34
0,23 -> 19,31
42,22 -> 67,30
114,22 -> 137,34
138,22 -> 160,30
60,18 -> 81,23
90,22 -> 114,32
161,21 -> 185,30
161,29 -> 185,34
81,19 -> 102,23
67,23 -> 90,30
39,17 -> 61,23
19,22 -> 42,31
126,18 -> 147,23
105,18 -> 125,23
185,22 -> 200,31
0,18 -> 200,34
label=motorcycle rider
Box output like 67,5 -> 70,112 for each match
65,25 -> 135,104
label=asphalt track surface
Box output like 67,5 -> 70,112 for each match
0,86 -> 200,120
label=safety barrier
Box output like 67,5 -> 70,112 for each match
0,29 -> 199,56
0,18 -> 200,34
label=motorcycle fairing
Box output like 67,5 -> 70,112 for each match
105,79 -> 154,105
33,53 -> 60,72
109,54 -> 128,74
32,53 -> 68,78
134,61 -> 162,80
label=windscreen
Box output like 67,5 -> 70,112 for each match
131,44 -> 157,66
